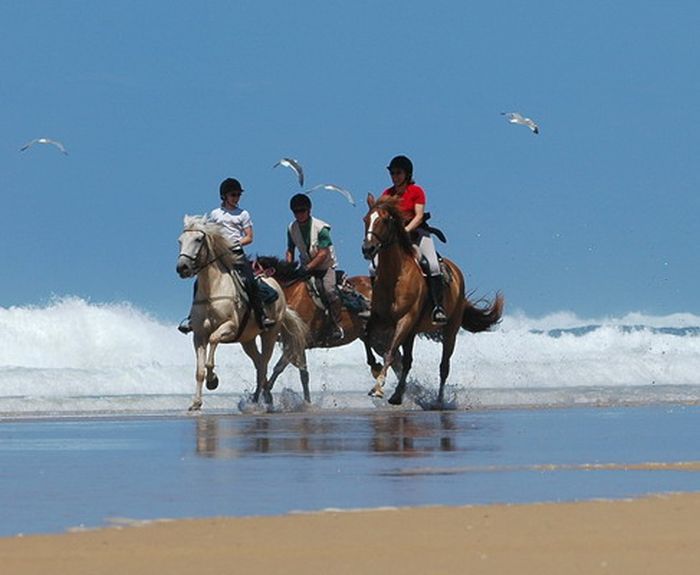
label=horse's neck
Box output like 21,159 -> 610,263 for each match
196,261 -> 236,298
375,244 -> 414,289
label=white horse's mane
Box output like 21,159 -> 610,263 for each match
183,214 -> 234,248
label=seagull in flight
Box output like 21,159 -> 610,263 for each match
273,157 -> 304,187
501,112 -> 539,134
306,184 -> 355,206
19,137 -> 69,155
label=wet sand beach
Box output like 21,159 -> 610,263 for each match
1,493 -> 699,574
1,405 -> 699,573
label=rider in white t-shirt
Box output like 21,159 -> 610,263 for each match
178,178 -> 275,333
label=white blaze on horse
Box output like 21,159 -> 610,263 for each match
176,215 -> 308,411
361,195 -> 504,407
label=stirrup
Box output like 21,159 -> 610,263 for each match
432,307 -> 448,325
331,325 -> 345,340
261,315 -> 276,329
178,318 -> 192,334
357,309 -> 371,319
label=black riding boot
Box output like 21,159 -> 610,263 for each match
178,279 -> 198,334
239,263 -> 275,330
428,274 -> 447,325
328,298 -> 345,341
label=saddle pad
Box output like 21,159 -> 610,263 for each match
257,278 -> 279,304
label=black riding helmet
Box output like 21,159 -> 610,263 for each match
387,155 -> 413,181
290,193 -> 312,211
219,177 -> 244,199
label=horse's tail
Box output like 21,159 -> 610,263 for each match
461,292 -> 504,333
279,306 -> 309,366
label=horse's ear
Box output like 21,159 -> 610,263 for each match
366,193 -> 376,208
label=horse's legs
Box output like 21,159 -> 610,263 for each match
369,315 -> 417,398
268,354 -> 291,390
299,365 -> 310,403
389,349 -> 404,380
437,326 -> 459,406
388,334 -> 416,405
202,320 -> 238,393
257,331 -> 279,405
189,337 -> 208,411
240,340 -> 264,402
268,350 -> 311,403
361,338 -> 383,379
292,349 -> 310,403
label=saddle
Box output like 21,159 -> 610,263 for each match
231,268 -> 279,306
416,256 -> 452,285
305,270 -> 371,315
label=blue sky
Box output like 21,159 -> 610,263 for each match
2,1 -> 699,321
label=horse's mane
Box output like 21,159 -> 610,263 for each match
372,195 -> 414,254
183,214 -> 243,269
256,255 -> 305,283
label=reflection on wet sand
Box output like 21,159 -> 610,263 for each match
194,411 -> 488,459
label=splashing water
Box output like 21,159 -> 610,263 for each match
1,297 -> 699,417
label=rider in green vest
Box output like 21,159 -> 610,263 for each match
286,193 -> 345,341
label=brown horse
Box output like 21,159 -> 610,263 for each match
361,194 -> 504,407
255,256 -> 402,402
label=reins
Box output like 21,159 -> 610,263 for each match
366,213 -> 399,253
178,230 -> 231,275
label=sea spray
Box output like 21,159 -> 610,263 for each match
1,297 -> 699,415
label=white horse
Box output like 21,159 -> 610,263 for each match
176,215 -> 308,411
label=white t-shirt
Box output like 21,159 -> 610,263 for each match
208,206 -> 252,245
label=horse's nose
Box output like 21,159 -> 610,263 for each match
176,258 -> 191,278
361,241 -> 375,261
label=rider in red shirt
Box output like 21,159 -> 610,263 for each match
381,155 -> 447,325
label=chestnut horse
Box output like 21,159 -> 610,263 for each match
176,216 -> 308,411
255,256 -> 402,402
361,195 -> 504,407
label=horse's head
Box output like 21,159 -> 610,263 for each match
361,194 -> 411,260
177,215 -> 210,278
177,215 -> 242,278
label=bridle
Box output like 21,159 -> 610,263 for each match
178,229 -> 228,275
365,211 -> 396,253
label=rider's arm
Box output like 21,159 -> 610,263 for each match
239,225 -> 253,246
306,227 -> 332,271
306,247 -> 330,271
285,229 -> 296,263
405,203 -> 425,233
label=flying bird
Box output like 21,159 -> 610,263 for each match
306,184 -> 355,206
501,112 -> 539,134
19,137 -> 69,155
273,157 -> 304,187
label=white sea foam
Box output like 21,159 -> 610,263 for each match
1,297 -> 699,416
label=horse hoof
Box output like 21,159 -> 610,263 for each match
368,387 -> 384,399
206,374 -> 219,391
188,401 -> 202,412
262,390 -> 273,406
388,393 -> 403,405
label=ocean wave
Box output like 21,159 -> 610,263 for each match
1,297 -> 699,415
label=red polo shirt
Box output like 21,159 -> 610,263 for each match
381,184 -> 426,223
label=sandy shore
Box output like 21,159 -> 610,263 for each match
1,492 -> 699,574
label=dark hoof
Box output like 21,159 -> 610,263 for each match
387,393 -> 403,405
262,389 -> 273,405
206,374 -> 219,391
